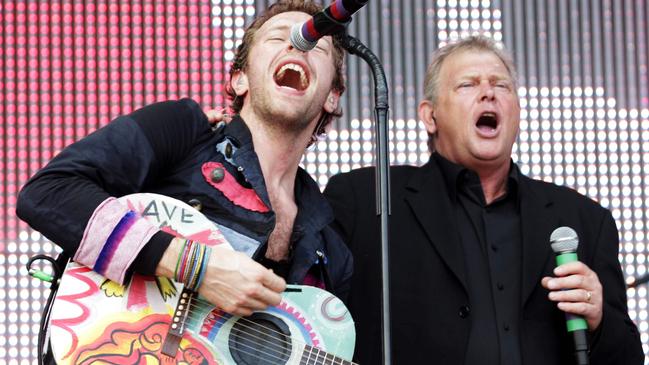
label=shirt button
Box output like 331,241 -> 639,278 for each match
497,282 -> 504,290
211,167 -> 225,183
459,305 -> 471,318
491,244 -> 498,252
504,323 -> 510,331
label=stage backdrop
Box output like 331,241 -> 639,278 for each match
1,0 -> 648,363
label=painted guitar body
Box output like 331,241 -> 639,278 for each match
49,193 -> 355,364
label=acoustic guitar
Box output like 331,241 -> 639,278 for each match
48,193 -> 356,364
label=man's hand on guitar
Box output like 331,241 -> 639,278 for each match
156,238 -> 286,317
199,246 -> 286,316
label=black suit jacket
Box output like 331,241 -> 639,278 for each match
324,160 -> 643,365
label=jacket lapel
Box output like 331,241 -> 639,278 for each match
519,176 -> 556,305
404,161 -> 468,291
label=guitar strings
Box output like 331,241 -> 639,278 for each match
187,313 -> 292,359
189,326 -> 349,365
207,334 -> 289,364
182,307 -> 343,365
174,296 -> 350,363
102,288 -> 353,363
186,295 -> 310,349
182,299 -> 303,355
197,334 -> 346,365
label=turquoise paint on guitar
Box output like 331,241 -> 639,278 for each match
49,194 -> 356,364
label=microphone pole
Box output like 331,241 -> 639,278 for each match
341,34 -> 392,365
289,2 -> 387,360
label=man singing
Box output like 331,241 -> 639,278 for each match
18,1 -> 353,362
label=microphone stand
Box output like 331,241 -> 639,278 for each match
341,34 -> 392,365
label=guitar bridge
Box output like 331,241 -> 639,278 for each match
162,288 -> 194,357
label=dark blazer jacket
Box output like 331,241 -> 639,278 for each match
324,159 -> 643,365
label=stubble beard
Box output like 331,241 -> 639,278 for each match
251,86 -> 317,136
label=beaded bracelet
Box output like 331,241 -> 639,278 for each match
173,239 -> 212,292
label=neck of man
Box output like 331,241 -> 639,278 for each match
239,106 -> 317,261
471,160 -> 511,205
239,107 -> 314,198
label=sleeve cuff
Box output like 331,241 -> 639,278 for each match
127,230 -> 175,279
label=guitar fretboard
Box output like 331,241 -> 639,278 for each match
300,344 -> 357,365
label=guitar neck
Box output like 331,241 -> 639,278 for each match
300,344 -> 358,365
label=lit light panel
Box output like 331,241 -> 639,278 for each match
3,0 -> 649,363
305,0 -> 649,361
2,1 -> 251,362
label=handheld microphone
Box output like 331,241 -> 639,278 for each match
550,226 -> 589,365
290,0 -> 369,52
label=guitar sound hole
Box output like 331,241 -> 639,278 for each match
229,312 -> 292,364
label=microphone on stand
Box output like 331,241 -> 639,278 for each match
550,226 -> 589,365
290,0 -> 369,52
291,2 -> 393,361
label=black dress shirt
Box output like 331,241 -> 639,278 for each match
434,153 -> 523,365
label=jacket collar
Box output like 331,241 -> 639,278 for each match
219,116 -> 332,237
286,168 -> 336,283
294,168 -> 335,233
433,152 -> 521,207
219,116 -> 271,209
404,156 -> 468,291
518,175 -> 556,305
218,115 -> 253,148
404,155 -> 556,303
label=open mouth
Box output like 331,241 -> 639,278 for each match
476,112 -> 498,131
274,62 -> 309,91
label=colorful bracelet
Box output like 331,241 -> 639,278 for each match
173,239 -> 212,292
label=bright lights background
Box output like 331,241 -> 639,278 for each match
1,0 -> 648,363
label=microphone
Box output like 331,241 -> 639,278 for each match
290,0 -> 369,52
550,226 -> 589,365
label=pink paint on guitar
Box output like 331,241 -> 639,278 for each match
49,194 -> 356,364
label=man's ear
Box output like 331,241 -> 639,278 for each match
231,70 -> 249,96
418,99 -> 437,134
323,90 -> 341,113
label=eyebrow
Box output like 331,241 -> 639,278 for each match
265,22 -> 333,48
266,24 -> 291,32
457,73 -> 511,82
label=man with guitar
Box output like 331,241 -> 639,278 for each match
17,1 -> 353,363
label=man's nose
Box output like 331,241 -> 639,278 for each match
287,42 -> 307,54
480,83 -> 496,101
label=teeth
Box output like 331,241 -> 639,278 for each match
276,63 -> 308,88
